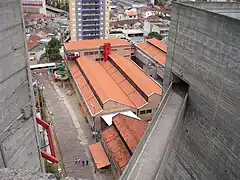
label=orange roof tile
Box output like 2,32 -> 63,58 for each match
89,142 -> 110,169
111,71 -> 125,84
27,35 -> 41,50
109,53 -> 162,97
127,11 -> 137,16
101,62 -> 147,108
76,57 -> 135,108
87,97 -> 103,116
102,126 -> 131,169
69,62 -> 103,116
147,38 -> 168,53
113,114 -> 148,153
128,91 -> 147,108
119,80 -> 135,95
137,41 -> 166,65
64,38 -> 130,51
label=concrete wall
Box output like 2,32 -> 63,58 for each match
0,0 -> 42,172
163,2 -> 240,180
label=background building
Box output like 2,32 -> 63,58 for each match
0,0 -> 42,171
134,38 -> 167,84
22,0 -> 47,14
69,0 -> 110,41
121,2 -> 240,180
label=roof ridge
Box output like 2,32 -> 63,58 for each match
110,53 -> 162,96
99,61 -> 136,108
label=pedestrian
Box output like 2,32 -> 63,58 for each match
78,158 -> 81,164
86,160 -> 89,165
82,160 -> 85,166
74,159 -> 78,164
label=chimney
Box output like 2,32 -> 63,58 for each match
103,43 -> 111,62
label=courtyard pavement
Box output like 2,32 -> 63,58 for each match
37,72 -> 113,180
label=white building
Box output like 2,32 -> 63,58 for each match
144,19 -> 170,37
22,0 -> 47,14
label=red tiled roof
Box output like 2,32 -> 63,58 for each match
109,53 -> 162,97
68,53 -> 162,115
113,114 -> 148,153
100,61 -> 147,108
64,38 -> 129,51
69,61 -> 103,116
147,38 -> 167,53
89,142 -> 110,169
126,11 -> 137,16
102,126 -> 131,170
27,35 -> 41,50
136,39 -> 167,65
101,114 -> 148,172
76,57 -> 136,108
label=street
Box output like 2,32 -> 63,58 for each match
36,72 -> 112,180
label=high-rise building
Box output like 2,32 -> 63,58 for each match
69,0 -> 110,41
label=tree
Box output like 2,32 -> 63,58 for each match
46,38 -> 62,62
156,0 -> 167,7
148,32 -> 163,40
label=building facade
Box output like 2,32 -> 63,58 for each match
21,0 -> 47,14
0,0 -> 43,171
69,0 -> 110,41
64,39 -> 162,131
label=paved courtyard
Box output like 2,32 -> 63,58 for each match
37,72 -> 113,180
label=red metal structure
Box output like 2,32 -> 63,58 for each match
104,43 -> 111,62
36,117 -> 59,163
67,52 -> 80,60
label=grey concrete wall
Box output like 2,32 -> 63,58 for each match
0,0 -> 42,172
163,2 -> 240,180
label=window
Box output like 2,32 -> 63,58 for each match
111,49 -> 117,52
146,109 -> 152,114
124,55 -> 130,57
140,110 -> 145,115
124,48 -> 131,50
84,52 -> 89,56
89,52 -> 94,55
94,51 -> 98,55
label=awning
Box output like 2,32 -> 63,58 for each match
101,111 -> 140,126
89,142 -> 110,169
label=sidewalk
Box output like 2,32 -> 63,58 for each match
38,73 -> 94,179
38,72 -> 113,180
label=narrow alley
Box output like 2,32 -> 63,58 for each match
36,72 -> 112,180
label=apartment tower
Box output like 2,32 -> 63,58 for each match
69,0 -> 110,41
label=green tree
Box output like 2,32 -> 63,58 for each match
156,0 -> 167,7
44,160 -> 61,180
148,32 -> 163,40
46,38 -> 62,62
